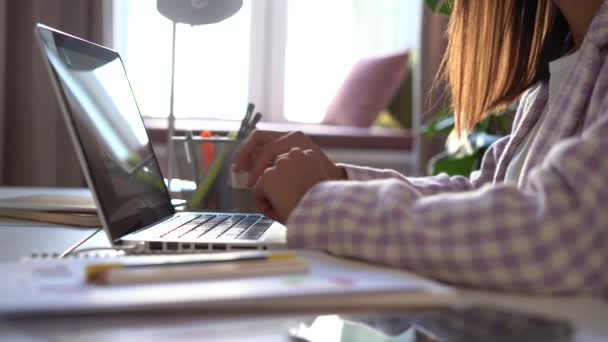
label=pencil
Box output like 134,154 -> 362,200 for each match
87,254 -> 307,286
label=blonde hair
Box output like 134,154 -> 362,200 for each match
444,0 -> 570,134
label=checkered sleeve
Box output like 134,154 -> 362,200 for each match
337,134 -> 510,196
339,89 -> 532,197
287,113 -> 608,295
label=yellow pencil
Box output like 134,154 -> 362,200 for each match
86,252 -> 306,285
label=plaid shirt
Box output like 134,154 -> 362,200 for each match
287,1 -> 608,296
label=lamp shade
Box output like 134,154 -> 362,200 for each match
157,0 -> 243,25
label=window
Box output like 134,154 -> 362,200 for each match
113,0 -> 252,121
113,0 -> 421,123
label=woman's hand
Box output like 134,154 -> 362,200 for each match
252,147 -> 329,223
232,130 -> 346,186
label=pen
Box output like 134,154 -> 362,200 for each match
87,251 -> 297,275
186,130 -> 201,184
245,112 -> 262,137
86,252 -> 306,285
237,103 -> 255,139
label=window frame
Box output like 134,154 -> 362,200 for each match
247,1 -> 288,123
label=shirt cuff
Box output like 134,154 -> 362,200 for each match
285,178 -> 422,253
336,163 -> 399,181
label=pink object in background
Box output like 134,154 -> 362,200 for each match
323,50 -> 409,127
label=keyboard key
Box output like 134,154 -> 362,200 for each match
202,217 -> 244,238
257,218 -> 273,225
179,215 -> 229,239
233,215 -> 260,228
195,215 -> 229,230
190,214 -> 216,224
238,220 -> 273,240
219,232 -> 239,240
162,222 -> 201,239
154,214 -> 200,238
218,229 -> 246,240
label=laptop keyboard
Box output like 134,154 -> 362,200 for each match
159,214 -> 272,241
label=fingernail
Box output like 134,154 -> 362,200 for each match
231,171 -> 249,189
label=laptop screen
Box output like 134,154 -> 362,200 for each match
36,25 -> 175,241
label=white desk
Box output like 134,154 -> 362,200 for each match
0,187 -> 99,261
0,186 -> 606,341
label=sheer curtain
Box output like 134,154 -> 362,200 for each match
0,0 -> 111,186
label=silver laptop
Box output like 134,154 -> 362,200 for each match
35,24 -> 286,253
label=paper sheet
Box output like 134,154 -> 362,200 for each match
0,250 -> 454,316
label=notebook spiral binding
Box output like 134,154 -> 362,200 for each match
26,249 -> 125,260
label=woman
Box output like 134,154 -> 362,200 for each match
232,0 -> 608,295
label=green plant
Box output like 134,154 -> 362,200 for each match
423,110 -> 514,176
425,0 -> 452,15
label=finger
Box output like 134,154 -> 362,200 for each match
251,167 -> 285,221
273,153 -> 292,170
265,209 -> 280,222
274,151 -> 291,162
233,129 -> 266,172
251,166 -> 274,210
302,148 -> 315,157
250,146 -> 274,168
287,147 -> 305,158
248,132 -> 306,185
258,200 -> 280,221
232,130 -> 276,172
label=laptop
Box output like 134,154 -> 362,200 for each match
35,24 -> 286,253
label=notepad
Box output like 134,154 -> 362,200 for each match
0,194 -> 186,227
0,208 -> 100,227
0,194 -> 100,227
0,194 -> 97,213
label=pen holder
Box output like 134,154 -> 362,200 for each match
170,134 -> 256,213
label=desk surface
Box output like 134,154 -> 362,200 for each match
0,187 -> 99,261
1,186 -> 607,341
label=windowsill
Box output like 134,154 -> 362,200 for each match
144,117 -> 412,151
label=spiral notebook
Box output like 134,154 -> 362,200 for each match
2,250 -> 455,316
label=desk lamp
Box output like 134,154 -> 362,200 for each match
156,0 -> 243,190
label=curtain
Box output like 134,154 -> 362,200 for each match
0,0 -> 111,186
414,8 -> 450,175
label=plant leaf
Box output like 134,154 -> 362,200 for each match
423,116 -> 454,137
425,0 -> 452,15
430,154 -> 476,176
469,132 -> 502,150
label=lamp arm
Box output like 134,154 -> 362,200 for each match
166,21 -> 177,190
159,0 -> 243,191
